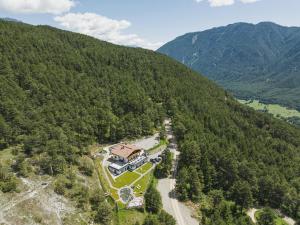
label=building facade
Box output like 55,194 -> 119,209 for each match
108,143 -> 147,175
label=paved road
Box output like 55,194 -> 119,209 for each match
157,119 -> 199,225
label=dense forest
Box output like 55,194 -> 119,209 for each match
0,20 -> 299,224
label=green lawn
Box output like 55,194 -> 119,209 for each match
238,99 -> 300,119
116,200 -> 126,209
113,171 -> 140,189
133,171 -> 152,197
105,167 -> 116,186
254,209 -> 289,225
117,209 -> 146,225
135,162 -> 153,174
110,188 -> 119,200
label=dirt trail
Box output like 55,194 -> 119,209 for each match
247,208 -> 258,224
0,178 -> 49,214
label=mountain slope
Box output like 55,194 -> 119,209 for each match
158,22 -> 300,110
0,21 -> 299,224
0,18 -> 21,23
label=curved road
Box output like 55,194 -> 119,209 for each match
157,120 -> 199,225
247,208 -> 295,225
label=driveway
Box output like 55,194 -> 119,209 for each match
134,133 -> 160,150
157,119 -> 199,225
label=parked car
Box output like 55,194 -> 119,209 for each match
158,154 -> 165,160
150,158 -> 156,163
155,158 -> 162,163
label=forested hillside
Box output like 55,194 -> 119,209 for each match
0,21 -> 299,224
158,22 -> 300,110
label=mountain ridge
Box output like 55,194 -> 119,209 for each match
0,17 -> 22,23
158,22 -> 300,110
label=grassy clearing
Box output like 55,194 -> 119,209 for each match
135,162 -> 153,174
94,158 -> 120,200
0,147 -> 17,166
94,158 -> 110,193
274,218 -> 289,225
116,200 -> 126,209
254,209 -> 289,225
117,209 -> 146,225
239,99 -> 300,119
133,171 -> 153,197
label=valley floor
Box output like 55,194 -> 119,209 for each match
238,99 -> 300,126
238,99 -> 300,118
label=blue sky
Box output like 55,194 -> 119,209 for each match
0,0 -> 300,49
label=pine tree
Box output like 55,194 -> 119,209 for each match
145,185 -> 162,214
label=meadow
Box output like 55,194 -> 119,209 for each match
238,99 -> 300,119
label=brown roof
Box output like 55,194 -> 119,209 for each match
110,143 -> 141,159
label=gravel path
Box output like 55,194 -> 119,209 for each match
247,208 -> 258,224
134,133 -> 159,150
283,216 -> 296,225
157,119 -> 199,225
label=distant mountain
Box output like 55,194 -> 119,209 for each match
1,17 -> 21,23
158,22 -> 300,110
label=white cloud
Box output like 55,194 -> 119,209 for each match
54,13 -> 162,50
239,0 -> 260,3
209,0 -> 234,7
0,0 -> 75,14
195,0 -> 260,7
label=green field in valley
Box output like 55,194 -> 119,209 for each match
238,99 -> 300,119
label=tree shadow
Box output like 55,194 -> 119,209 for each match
168,189 -> 177,199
